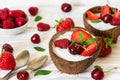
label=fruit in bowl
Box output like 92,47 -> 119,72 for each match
83,4 -> 120,43
0,8 -> 28,35
49,27 -> 101,74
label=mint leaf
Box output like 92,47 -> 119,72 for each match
91,20 -> 102,23
104,37 -> 112,48
34,47 -> 45,52
84,38 -> 96,46
94,65 -> 103,71
34,70 -> 51,76
35,16 -> 42,22
79,32 -> 84,43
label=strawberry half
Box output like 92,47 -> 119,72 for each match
86,10 -> 99,20
113,10 -> 120,18
0,51 -> 16,70
98,36 -> 112,57
55,18 -> 74,32
71,29 -> 91,42
100,4 -> 111,18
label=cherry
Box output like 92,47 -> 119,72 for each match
101,14 -> 113,23
91,68 -> 104,80
68,42 -> 84,55
31,34 -> 40,44
17,70 -> 29,80
2,43 -> 13,53
61,3 -> 72,12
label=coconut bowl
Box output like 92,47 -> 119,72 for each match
83,6 -> 120,43
49,27 -> 101,74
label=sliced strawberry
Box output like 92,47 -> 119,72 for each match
71,29 -> 91,42
55,17 -> 74,32
100,4 -> 111,18
86,10 -> 99,20
113,10 -> 120,18
54,38 -> 69,49
80,42 -> 97,56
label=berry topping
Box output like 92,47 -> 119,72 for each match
54,38 -> 69,49
61,3 -> 72,12
2,43 -> 14,53
37,22 -> 50,31
28,7 -> 38,16
86,10 -> 99,20
55,18 -> 74,32
100,4 -> 111,18
101,14 -> 113,23
98,36 -> 112,57
17,70 -> 29,80
91,65 -> 104,80
68,42 -> 84,55
0,51 -> 16,70
31,34 -> 41,44
110,18 -> 120,26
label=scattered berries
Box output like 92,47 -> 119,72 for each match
98,36 -> 112,57
17,70 -> 29,80
55,17 -> 74,32
37,22 -> 50,31
2,43 -> 14,53
0,51 -> 16,70
31,34 -> 41,44
91,66 -> 104,80
28,7 -> 38,16
61,3 -> 72,12
54,38 -> 69,49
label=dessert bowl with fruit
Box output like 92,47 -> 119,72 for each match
0,8 -> 28,35
83,4 -> 120,43
49,27 -> 101,74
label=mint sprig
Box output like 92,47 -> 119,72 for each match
34,46 -> 45,52
34,70 -> 51,76
35,16 -> 42,22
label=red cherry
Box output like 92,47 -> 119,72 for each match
17,70 -> 29,80
31,34 -> 40,44
91,69 -> 104,80
61,3 -> 72,12
2,43 -> 14,53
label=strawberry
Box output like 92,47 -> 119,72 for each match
100,4 -> 111,18
54,38 -> 69,49
15,17 -> 27,26
86,10 -> 99,20
0,51 -> 16,70
98,36 -> 112,57
71,29 -> 91,42
37,22 -> 50,31
113,10 -> 120,18
80,42 -> 97,56
55,18 -> 74,32
28,7 -> 38,16
9,10 -> 26,18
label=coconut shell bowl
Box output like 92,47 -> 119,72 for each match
83,5 -> 120,43
49,27 -> 101,74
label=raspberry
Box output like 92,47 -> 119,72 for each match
3,19 -> 15,29
54,38 -> 69,49
15,17 -> 27,26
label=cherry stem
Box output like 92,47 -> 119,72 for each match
104,67 -> 118,73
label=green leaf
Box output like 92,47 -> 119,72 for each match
104,37 -> 112,48
91,20 -> 102,23
35,16 -> 42,22
84,38 -> 96,46
94,65 -> 103,71
34,46 -> 45,52
79,32 -> 84,43
34,70 -> 51,76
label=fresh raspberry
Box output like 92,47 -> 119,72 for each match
3,19 -> 15,29
0,51 -> 16,70
15,17 -> 27,26
0,10 -> 8,20
28,7 -> 38,16
54,38 -> 69,49
37,22 -> 50,31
